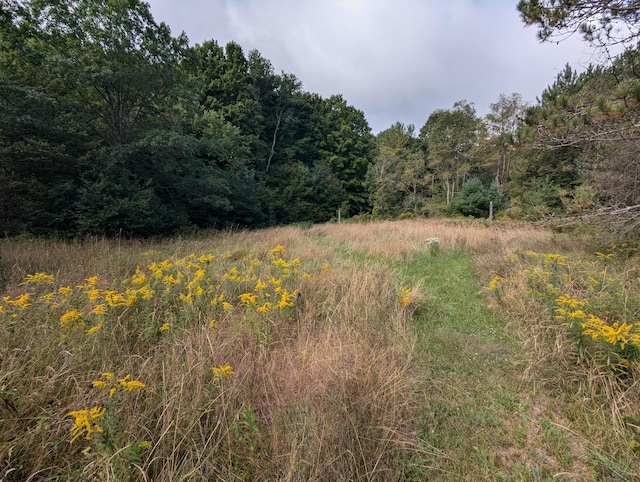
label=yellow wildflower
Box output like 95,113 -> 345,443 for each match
68,406 -> 106,442
209,319 -> 216,328
39,292 -> 55,304
211,363 -> 234,380
272,257 -> 289,269
159,323 -> 170,332
179,292 -> 193,304
322,263 -> 331,273
5,293 -> 32,309
60,309 -> 83,328
104,291 -> 126,307
594,252 -> 615,259
58,286 -> 73,296
199,254 -> 215,263
91,380 -> 107,389
117,374 -> 146,392
85,289 -> 102,302
269,276 -> 281,287
556,295 -> 584,309
278,289 -> 297,309
238,292 -> 258,306
162,274 -> 181,286
137,286 -> 155,300
488,276 -> 505,290
268,245 -> 285,257
541,253 -> 568,266
222,302 -> 234,311
86,323 -> 103,335
554,308 -> 568,318
85,276 -> 99,287
131,267 -> 147,286
20,272 -> 54,286
257,302 -> 273,314
399,287 -> 412,307
303,272 -> 311,280
254,279 -> 267,291
91,304 -> 107,316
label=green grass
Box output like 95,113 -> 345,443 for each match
331,244 -> 597,480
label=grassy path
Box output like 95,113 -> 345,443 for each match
333,244 -> 582,480
401,253 -> 535,480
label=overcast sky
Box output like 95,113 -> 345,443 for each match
146,0 -> 597,134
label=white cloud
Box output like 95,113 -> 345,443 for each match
147,0 -> 595,133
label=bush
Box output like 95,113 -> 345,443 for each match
451,178 -> 501,218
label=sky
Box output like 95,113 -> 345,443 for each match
146,0 -> 598,134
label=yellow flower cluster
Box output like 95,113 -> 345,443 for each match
495,249 -> 640,370
211,363 -> 234,381
20,272 -> 54,286
399,287 -> 412,307
580,315 -> 639,350
67,406 -> 106,443
488,275 -> 505,291
3,293 -> 32,309
92,372 -> 146,398
2,245 -> 309,331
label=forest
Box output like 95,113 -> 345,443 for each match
2,0 -> 640,238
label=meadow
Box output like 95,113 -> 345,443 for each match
0,219 -> 639,481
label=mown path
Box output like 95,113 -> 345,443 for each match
336,245 -> 593,480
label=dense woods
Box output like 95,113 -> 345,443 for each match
2,0 -> 640,237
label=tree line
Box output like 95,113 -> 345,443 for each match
2,0 -> 640,237
0,0 -> 375,236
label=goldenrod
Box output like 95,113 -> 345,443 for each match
58,286 -> 73,296
20,272 -> 54,286
238,292 -> 258,306
556,294 -> 584,309
268,245 -> 285,257
68,406 -> 105,443
211,363 -> 234,380
60,309 -> 83,328
86,323 -> 103,335
91,304 -> 107,316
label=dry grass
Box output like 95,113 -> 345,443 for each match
309,218 -> 550,262
0,226 -> 429,481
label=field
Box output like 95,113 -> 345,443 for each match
1,219 -> 639,481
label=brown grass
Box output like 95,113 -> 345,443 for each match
0,225 -> 431,481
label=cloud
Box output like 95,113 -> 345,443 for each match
147,0 -> 594,133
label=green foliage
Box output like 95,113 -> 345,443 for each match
450,178 -> 501,218
366,123 -> 432,218
517,0 -> 640,48
0,0 -> 377,236
419,100 -> 483,205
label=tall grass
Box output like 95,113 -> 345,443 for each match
476,230 -> 640,480
0,223 -> 437,480
5,219 -> 637,480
